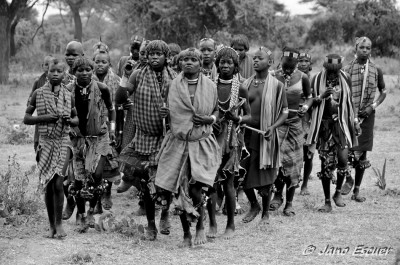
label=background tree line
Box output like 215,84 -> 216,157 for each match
1,0 -> 400,83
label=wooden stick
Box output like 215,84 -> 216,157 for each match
241,124 -> 266,136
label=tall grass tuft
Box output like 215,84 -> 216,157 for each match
373,159 -> 387,190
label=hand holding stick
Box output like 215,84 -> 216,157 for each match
241,124 -> 271,141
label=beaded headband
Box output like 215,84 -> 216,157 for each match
324,56 -> 343,64
217,46 -> 239,58
299,53 -> 311,59
200,38 -> 215,44
282,51 -> 299,58
355,36 -> 371,48
259,46 -> 272,56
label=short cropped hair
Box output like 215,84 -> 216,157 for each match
215,47 -> 239,75
72,57 -> 94,74
230,34 -> 250,51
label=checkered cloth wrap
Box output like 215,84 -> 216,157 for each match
278,117 -> 304,188
132,65 -> 176,155
344,59 -> 378,114
35,83 -> 72,190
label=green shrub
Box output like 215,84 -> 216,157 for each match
0,155 -> 41,220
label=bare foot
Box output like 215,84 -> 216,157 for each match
332,192 -> 346,207
55,225 -> 67,238
206,225 -> 217,238
269,195 -> 283,211
300,187 -> 310,196
144,222 -> 157,241
283,203 -> 295,217
75,214 -> 89,233
258,214 -> 270,229
222,227 -> 235,239
44,227 -> 56,238
351,193 -> 366,202
242,203 -> 261,223
194,229 -> 207,245
159,218 -> 171,236
145,227 -> 158,241
318,203 -> 332,213
235,202 -> 245,215
178,233 -> 192,248
62,199 -> 76,220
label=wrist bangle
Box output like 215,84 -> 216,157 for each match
238,116 -> 243,124
372,102 -> 378,110
210,115 -> 217,125
110,121 -> 116,131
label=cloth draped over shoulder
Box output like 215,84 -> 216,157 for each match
242,73 -> 284,169
68,81 -> 109,136
155,73 -> 220,194
306,70 -> 358,153
239,54 -> 255,79
132,65 -> 177,155
344,59 -> 378,114
215,74 -> 248,182
99,69 -> 121,180
35,83 -> 72,190
101,68 -> 121,104
69,81 -> 112,180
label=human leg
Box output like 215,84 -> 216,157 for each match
87,156 -> 107,228
352,151 -> 368,202
222,175 -> 235,239
242,188 -> 261,223
74,180 -> 88,233
332,147 -> 348,207
259,185 -> 272,225
53,174 -> 66,238
189,182 -> 206,245
269,172 -> 284,211
44,180 -> 56,238
318,156 -> 332,213
206,188 -> 218,238
301,147 -> 313,195
62,161 -> 76,220
178,211 -> 193,248
283,178 -> 296,216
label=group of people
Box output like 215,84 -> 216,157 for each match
24,33 -> 386,247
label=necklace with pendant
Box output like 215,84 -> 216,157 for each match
253,78 -> 265,87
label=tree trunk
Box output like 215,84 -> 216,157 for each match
10,19 -> 17,57
0,8 -> 11,84
66,0 -> 85,42
71,6 -> 82,41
